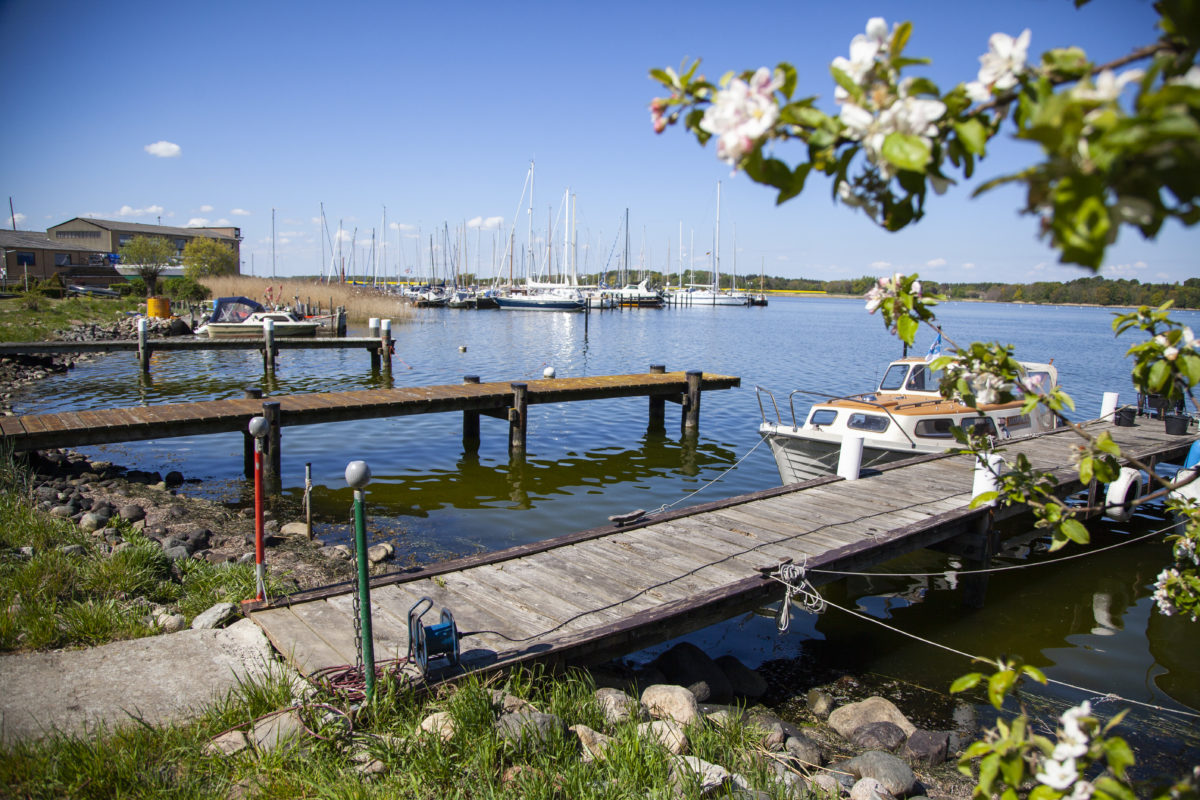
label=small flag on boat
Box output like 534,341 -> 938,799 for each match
925,332 -> 943,361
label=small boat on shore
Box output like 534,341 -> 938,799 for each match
195,296 -> 321,339
757,354 -> 1060,483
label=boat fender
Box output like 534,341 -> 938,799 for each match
1185,440 -> 1200,470
1105,467 -> 1143,522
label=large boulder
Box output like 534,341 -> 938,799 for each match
641,684 -> 698,726
840,751 -> 917,797
714,654 -> 768,699
828,696 -> 916,740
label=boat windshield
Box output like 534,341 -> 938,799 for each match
878,364 -> 909,391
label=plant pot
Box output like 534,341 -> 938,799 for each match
1114,407 -> 1136,427
1164,414 -> 1191,435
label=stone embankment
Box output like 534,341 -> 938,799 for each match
210,639 -> 974,799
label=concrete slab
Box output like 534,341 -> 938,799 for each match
0,619 -> 279,744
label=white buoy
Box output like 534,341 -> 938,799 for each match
1100,391 -> 1119,420
837,435 -> 864,480
345,460 -> 372,489
972,453 -> 1004,505
543,366 -> 556,379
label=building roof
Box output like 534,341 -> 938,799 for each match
56,218 -> 240,241
0,230 -> 103,252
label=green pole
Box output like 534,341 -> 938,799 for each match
346,461 -> 375,701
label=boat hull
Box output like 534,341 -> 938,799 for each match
761,427 -> 930,483
496,296 -> 585,311
203,323 -> 319,339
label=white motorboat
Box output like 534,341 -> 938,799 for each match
610,279 -> 664,307
194,296 -> 321,339
757,355 -> 1060,483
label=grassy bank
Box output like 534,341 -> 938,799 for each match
0,457 -> 288,652
0,663 -> 797,799
0,294 -> 140,342
201,276 -> 412,324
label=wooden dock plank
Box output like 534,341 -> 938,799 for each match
251,606 -> 350,676
285,600 -> 360,669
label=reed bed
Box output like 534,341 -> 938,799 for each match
200,276 -> 412,324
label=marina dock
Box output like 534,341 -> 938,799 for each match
246,417 -> 1198,683
0,369 -> 740,481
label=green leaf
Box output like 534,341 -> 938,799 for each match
978,752 -> 1000,794
1093,776 -> 1138,800
987,670 -> 1016,709
1059,517 -> 1090,545
830,65 -> 864,104
890,21 -> 913,59
896,314 -> 919,346
649,68 -> 676,88
776,164 -> 812,205
1103,737 -> 1135,778
950,673 -> 984,693
881,132 -> 933,172
1029,785 -> 1062,800
954,118 -> 989,156
969,491 -> 999,509
1041,47 -> 1090,79
777,62 -> 798,100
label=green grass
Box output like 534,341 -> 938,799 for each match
0,665 -> 806,799
0,463 -> 290,651
0,293 -> 140,342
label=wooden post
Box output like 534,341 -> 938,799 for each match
262,319 -> 276,374
137,318 -> 150,374
648,364 -> 666,432
243,387 -> 263,479
380,319 -> 392,372
682,370 -> 702,431
261,400 -> 282,493
961,512 -> 995,609
509,382 -> 528,453
463,375 -> 481,449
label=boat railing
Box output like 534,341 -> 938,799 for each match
757,387 -> 919,449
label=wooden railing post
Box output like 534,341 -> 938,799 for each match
261,400 -> 282,493
463,375 -> 481,450
509,382 -> 528,453
243,387 -> 263,478
682,370 -> 702,431
648,364 -> 666,432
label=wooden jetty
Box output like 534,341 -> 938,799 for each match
0,369 -> 740,485
0,333 -> 391,374
247,417 -> 1198,683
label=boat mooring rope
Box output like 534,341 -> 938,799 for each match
648,435 -> 768,516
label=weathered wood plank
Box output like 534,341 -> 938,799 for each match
285,600 -> 359,670
251,606 -> 350,676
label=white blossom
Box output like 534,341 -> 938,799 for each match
1070,780 -> 1096,800
1073,68 -> 1145,103
978,29 -> 1032,91
831,17 -> 891,100
1168,65 -> 1200,88
1153,568 -> 1179,616
699,67 -> 783,167
839,94 -> 946,179
1037,757 -> 1079,791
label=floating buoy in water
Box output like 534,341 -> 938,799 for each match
543,366 -> 556,378
459,345 -> 467,353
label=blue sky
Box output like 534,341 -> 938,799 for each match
2,0 -> 1193,285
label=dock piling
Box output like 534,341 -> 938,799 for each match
137,318 -> 150,374
262,320 -> 277,374
261,401 -> 282,492
683,370 -> 703,431
509,382 -> 528,453
649,364 -> 666,432
380,319 -> 392,372
463,375 -> 481,449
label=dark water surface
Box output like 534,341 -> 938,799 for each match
14,298 -> 1200,759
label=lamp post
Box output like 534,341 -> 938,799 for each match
248,415 -> 270,601
346,459 -> 376,700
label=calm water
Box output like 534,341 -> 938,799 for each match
14,298 -> 1200,756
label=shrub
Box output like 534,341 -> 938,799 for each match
162,277 -> 210,304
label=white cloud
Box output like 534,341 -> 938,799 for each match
335,229 -> 354,242
279,231 -> 303,237
144,140 -> 181,158
186,218 -> 210,227
925,258 -> 947,268
1102,260 -> 1149,277
215,218 -> 231,226
116,204 -> 165,217
869,260 -> 892,269
466,216 -> 503,230
199,204 -> 213,213
278,238 -> 291,245
961,262 -> 976,270
7,212 -> 26,226
231,208 -> 251,216
389,222 -> 416,231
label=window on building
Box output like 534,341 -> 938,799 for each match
15,252 -> 35,267
55,253 -> 72,266
56,230 -> 101,239
118,235 -> 133,247
174,238 -> 187,254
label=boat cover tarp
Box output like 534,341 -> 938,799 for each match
210,296 -> 265,323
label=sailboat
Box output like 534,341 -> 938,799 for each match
683,182 -> 749,306
498,184 -> 586,311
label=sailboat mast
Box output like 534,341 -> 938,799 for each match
527,160 -> 535,282
714,181 -> 721,297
